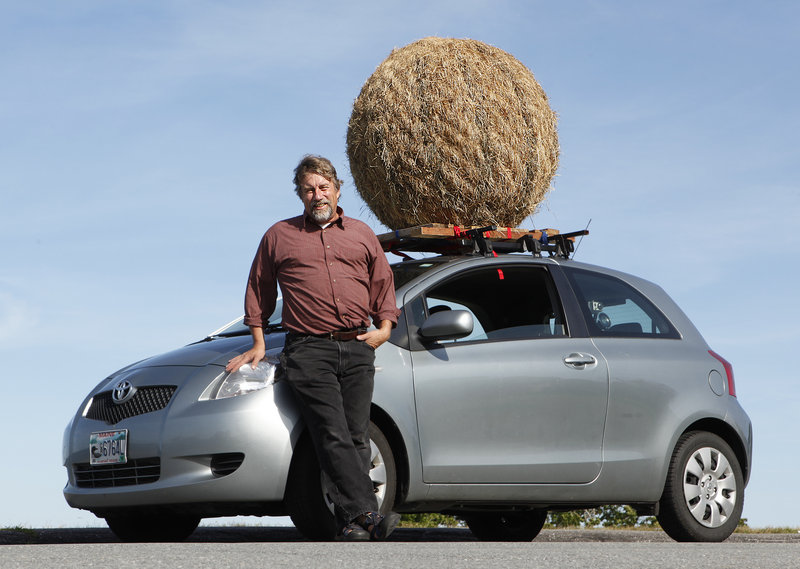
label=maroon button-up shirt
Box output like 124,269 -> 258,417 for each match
243,208 -> 399,335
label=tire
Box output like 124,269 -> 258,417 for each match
105,512 -> 200,542
464,510 -> 547,541
285,421 -> 397,540
657,431 -> 744,542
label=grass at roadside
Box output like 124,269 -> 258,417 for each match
0,526 -> 39,544
399,513 -> 464,528
735,526 -> 800,534
398,513 -> 800,534
1,526 -> 37,535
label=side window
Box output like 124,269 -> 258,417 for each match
566,269 -> 679,339
423,265 -> 566,343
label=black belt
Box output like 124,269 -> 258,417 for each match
287,327 -> 367,341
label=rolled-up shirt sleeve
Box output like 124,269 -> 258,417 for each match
367,235 -> 400,327
243,232 -> 278,328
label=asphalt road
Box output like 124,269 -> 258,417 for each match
2,528 -> 799,569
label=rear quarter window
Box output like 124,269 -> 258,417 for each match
565,268 -> 679,339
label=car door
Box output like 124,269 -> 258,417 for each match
408,263 -> 610,484
561,266 -> 704,474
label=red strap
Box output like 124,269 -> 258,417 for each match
497,268 -> 504,279
507,226 -> 512,239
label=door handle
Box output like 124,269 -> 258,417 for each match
563,353 -> 597,369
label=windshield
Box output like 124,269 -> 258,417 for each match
391,258 -> 447,288
209,299 -> 284,337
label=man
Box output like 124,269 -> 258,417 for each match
226,155 -> 401,541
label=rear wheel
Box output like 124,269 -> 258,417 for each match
105,512 -> 200,542
464,510 -> 547,541
657,431 -> 744,542
285,421 -> 397,540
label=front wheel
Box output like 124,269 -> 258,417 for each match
657,431 -> 744,542
464,510 -> 547,541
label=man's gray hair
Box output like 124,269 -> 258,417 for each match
293,155 -> 343,196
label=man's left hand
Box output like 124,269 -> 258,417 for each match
357,320 -> 393,350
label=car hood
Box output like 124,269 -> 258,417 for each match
127,336 -> 254,370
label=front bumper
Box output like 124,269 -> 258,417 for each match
63,365 -> 301,517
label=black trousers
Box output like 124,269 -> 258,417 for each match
280,334 -> 379,527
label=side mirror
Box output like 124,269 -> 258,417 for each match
419,310 -> 474,341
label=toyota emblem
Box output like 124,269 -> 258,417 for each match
112,380 -> 137,404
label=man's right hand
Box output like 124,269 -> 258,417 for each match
225,326 -> 266,373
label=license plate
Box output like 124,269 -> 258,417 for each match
89,430 -> 128,465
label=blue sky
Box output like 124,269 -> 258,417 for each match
1,1 -> 798,528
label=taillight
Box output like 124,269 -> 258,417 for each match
709,350 -> 736,397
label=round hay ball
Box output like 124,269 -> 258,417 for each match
347,37 -> 559,230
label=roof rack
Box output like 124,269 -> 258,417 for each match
377,224 -> 589,259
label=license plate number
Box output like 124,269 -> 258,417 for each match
89,430 -> 128,465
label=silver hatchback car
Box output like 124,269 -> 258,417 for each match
63,232 -> 752,542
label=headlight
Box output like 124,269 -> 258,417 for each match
210,358 -> 279,400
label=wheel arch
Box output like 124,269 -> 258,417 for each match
285,406 -> 408,506
370,404 -> 409,507
681,418 -> 751,485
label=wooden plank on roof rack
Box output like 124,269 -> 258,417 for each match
377,224 -> 562,245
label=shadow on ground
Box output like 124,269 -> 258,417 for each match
3,527 -> 799,545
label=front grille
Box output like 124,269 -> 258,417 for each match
86,386 -> 177,424
210,453 -> 245,477
73,457 -> 160,488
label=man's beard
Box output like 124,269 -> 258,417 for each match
309,201 -> 334,223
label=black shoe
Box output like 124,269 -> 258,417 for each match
336,522 -> 370,541
362,511 -> 401,541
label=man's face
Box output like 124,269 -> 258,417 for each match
299,172 -> 340,224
